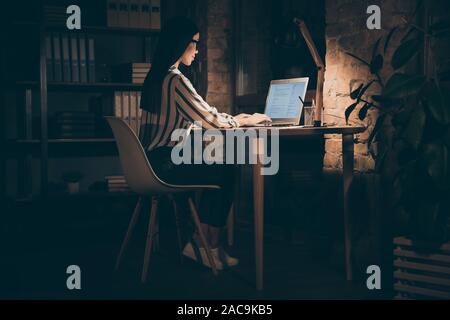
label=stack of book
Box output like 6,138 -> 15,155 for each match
55,112 -> 96,139
112,63 -> 151,84
89,91 -> 142,137
107,0 -> 161,30
46,33 -> 96,83
44,5 -> 66,26
114,91 -> 143,134
105,175 -> 130,193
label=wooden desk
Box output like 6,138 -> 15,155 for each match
226,125 -> 366,291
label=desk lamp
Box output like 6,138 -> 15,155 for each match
293,18 -> 325,127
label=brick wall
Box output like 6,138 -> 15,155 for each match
203,0 -> 420,174
323,0 -> 416,172
205,0 -> 234,114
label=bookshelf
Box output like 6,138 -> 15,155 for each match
15,81 -> 144,92
13,22 -> 161,36
3,2 -> 162,199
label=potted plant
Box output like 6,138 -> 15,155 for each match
62,171 -> 84,194
344,1 -> 450,298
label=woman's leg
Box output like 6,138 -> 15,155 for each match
148,148 -> 235,248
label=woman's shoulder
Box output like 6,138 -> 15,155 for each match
164,68 -> 183,81
165,69 -> 192,87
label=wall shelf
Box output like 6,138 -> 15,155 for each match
13,81 -> 144,92
5,139 -> 119,158
13,22 -> 160,36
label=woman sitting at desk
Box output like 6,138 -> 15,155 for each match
139,16 -> 271,270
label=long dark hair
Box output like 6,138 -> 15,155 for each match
140,17 -> 199,113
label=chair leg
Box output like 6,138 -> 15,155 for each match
115,196 -> 143,271
153,212 -> 160,253
142,196 -> 159,283
227,203 -> 235,247
170,196 -> 184,264
187,197 -> 218,276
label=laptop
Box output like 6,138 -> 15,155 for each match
256,77 -> 309,127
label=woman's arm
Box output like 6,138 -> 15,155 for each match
173,74 -> 240,129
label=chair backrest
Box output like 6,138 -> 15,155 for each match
105,117 -> 178,195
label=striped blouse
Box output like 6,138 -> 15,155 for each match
139,66 -> 240,152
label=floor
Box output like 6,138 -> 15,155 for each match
1,197 -> 385,300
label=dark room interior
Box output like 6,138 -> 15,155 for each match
1,0 -> 450,303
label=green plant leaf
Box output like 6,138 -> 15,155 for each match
384,74 -> 426,99
370,54 -> 384,74
384,27 -> 398,54
345,102 -> 359,124
368,113 -> 387,148
391,38 -> 421,70
358,102 -> 373,120
401,27 -> 417,43
421,143 -> 448,189
402,103 -> 426,150
350,84 -> 363,100
372,95 -> 400,108
345,52 -> 370,66
423,81 -> 450,125
372,37 -> 381,60
413,0 -> 424,18
357,80 -> 375,102
392,108 -> 411,129
385,73 -> 407,87
375,147 -> 388,172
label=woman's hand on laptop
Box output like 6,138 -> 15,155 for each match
234,113 -> 252,123
235,113 -> 272,127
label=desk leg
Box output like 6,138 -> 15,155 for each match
254,160 -> 264,291
342,133 -> 354,281
253,138 -> 264,290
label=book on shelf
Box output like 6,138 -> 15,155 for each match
45,35 -> 54,82
140,0 -> 151,29
114,91 -> 122,119
44,5 -> 66,26
108,186 -> 129,191
122,91 -> 142,135
150,0 -> 161,30
57,132 -> 95,139
87,36 -> 96,83
70,35 -> 80,82
122,91 -> 130,127
54,111 -> 96,139
79,35 -> 88,83
57,124 -> 96,131
61,34 -> 71,82
88,91 -> 142,137
105,175 -> 126,180
129,0 -> 141,28
45,33 -> 95,84
105,175 -> 130,192
107,0 -> 119,28
108,179 -> 127,184
106,0 -> 159,29
130,92 -> 138,133
55,111 -> 96,119
52,33 -> 62,82
118,1 -> 129,28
